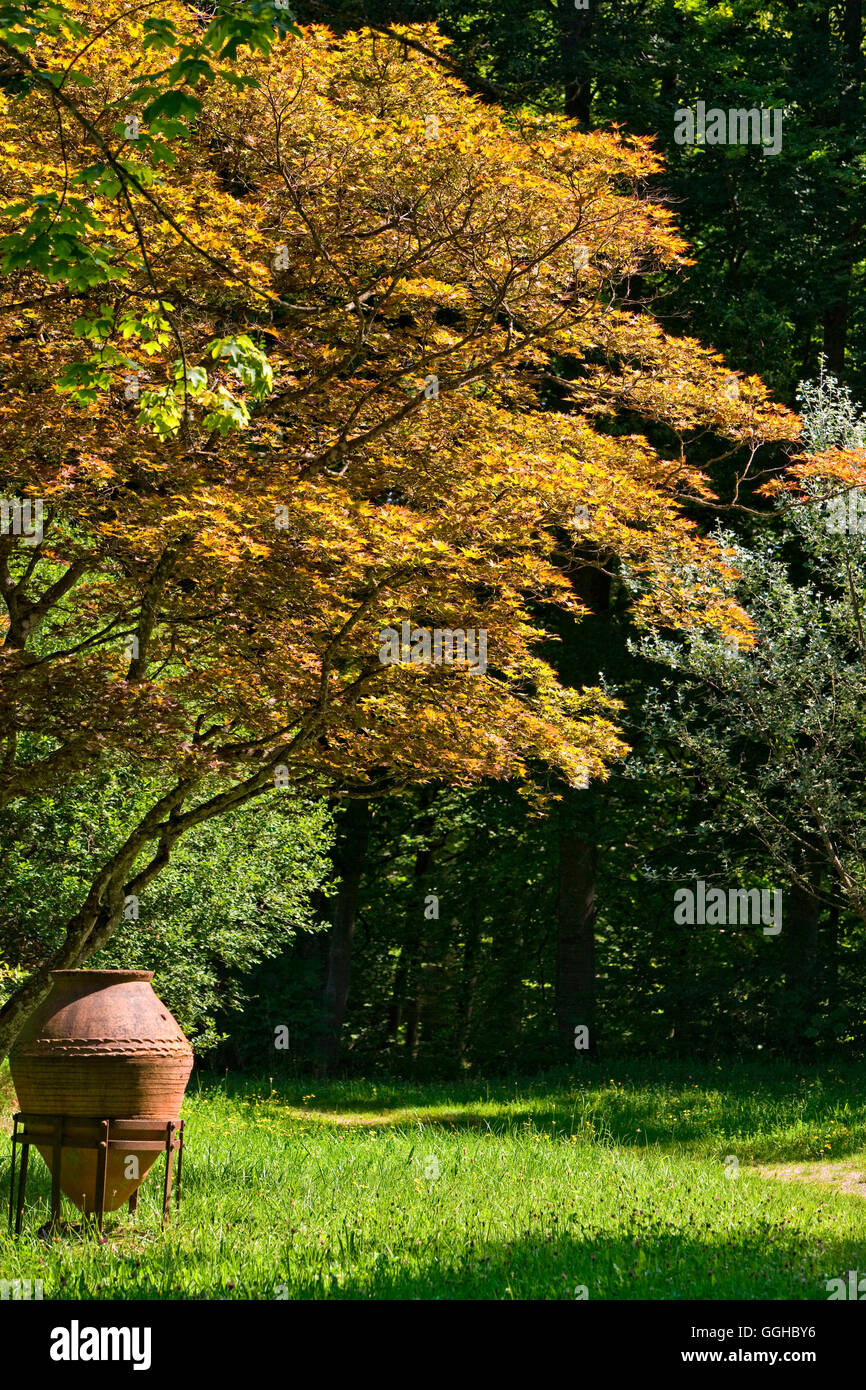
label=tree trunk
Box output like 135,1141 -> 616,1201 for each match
387,952 -> 405,1039
390,787 -> 438,1061
456,921 -> 480,1064
405,996 -> 421,1061
559,0 -> 596,124
821,0 -> 862,373
551,556 -> 612,1060
781,868 -> 823,1057
823,900 -> 841,1047
556,825 -> 598,1056
823,297 -> 849,375
317,798 -> 372,1076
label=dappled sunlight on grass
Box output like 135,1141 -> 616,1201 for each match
196,1060 -> 866,1164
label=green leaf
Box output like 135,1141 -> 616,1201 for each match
141,17 -> 178,51
141,89 -> 201,124
42,69 -> 94,88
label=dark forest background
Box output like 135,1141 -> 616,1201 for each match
227,0 -> 866,1074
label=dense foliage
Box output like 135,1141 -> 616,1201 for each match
1,1 -> 866,1078
0,773 -> 333,1047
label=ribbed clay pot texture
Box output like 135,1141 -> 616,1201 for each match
10,970 -> 193,1215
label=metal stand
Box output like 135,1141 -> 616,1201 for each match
8,1113 -> 184,1235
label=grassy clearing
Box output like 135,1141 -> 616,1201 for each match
1,1060 -> 866,1300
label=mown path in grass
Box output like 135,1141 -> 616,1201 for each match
1,1060 -> 865,1300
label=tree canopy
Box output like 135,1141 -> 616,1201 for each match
0,1 -> 844,1064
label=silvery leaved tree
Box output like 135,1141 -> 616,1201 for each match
633,366 -> 866,1044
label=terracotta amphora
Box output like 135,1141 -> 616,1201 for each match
10,970 -> 193,1214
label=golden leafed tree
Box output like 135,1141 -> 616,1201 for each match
0,1 -> 798,1051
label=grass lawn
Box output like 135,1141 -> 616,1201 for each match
2,1059 -> 866,1300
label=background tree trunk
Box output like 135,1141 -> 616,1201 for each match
317,799 -> 372,1076
456,920 -> 480,1064
556,824 -> 598,1055
821,0 -> 862,373
781,864 -> 824,1057
559,0 -> 597,124
551,559 -> 612,1061
401,787 -> 438,1063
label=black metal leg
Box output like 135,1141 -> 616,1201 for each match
95,1120 -> 109,1234
8,1116 -> 17,1235
175,1121 -> 183,1210
162,1122 -> 175,1226
50,1118 -> 62,1228
15,1141 -> 29,1237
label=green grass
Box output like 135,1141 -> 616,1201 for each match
2,1060 -> 866,1299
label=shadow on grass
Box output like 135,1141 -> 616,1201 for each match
9,1226 -> 862,1302
276,1226 -> 864,1301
